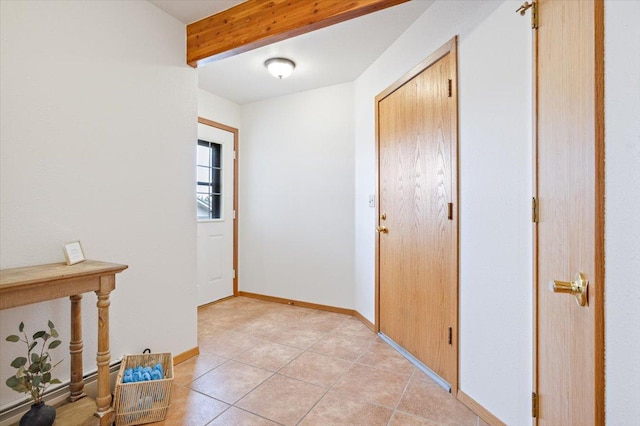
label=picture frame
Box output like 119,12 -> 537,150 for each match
63,241 -> 86,265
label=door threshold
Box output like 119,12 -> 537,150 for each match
378,332 -> 451,392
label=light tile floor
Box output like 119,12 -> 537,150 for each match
157,296 -> 487,425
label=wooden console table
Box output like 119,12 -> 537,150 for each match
0,260 -> 128,425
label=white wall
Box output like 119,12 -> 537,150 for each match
239,83 -> 355,309
604,0 -> 640,424
0,0 -> 198,408
458,2 -> 532,422
198,89 -> 241,129
354,1 -> 531,424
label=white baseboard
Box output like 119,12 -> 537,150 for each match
0,362 -> 121,426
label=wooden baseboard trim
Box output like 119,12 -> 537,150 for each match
457,390 -> 506,426
173,347 -> 199,365
352,310 -> 375,331
235,292 -> 376,334
237,291 -> 353,316
198,295 -> 235,309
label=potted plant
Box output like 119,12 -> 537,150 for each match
5,321 -> 62,426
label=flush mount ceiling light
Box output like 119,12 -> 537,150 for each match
264,57 -> 296,79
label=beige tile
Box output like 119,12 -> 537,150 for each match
268,326 -> 326,349
291,311 -> 349,332
208,309 -> 263,329
209,407 -> 279,425
258,308 -> 315,328
299,390 -> 392,426
333,317 -> 378,340
198,322 -> 232,343
192,297 -> 477,425
309,333 -> 373,361
156,383 -> 228,426
198,330 -> 262,358
188,360 -> 272,404
233,318 -> 283,340
332,363 -> 410,408
356,341 -> 415,377
279,351 -> 352,388
397,374 -> 477,425
172,353 -> 227,385
233,340 -> 303,372
388,410 -> 440,425
236,374 -> 325,426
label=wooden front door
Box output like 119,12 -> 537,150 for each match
534,0 -> 604,423
376,38 -> 458,390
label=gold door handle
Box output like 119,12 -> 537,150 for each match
376,226 -> 388,234
548,272 -> 588,307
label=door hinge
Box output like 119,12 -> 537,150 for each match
232,269 -> 236,279
532,392 -> 539,417
233,210 -> 236,220
447,202 -> 453,220
532,197 -> 539,223
516,1 -> 538,29
448,327 -> 452,345
447,79 -> 452,97
233,151 -> 237,160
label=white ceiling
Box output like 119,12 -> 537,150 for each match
149,0 -> 246,25
149,0 -> 433,105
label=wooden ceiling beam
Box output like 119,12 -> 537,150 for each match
187,0 -> 409,67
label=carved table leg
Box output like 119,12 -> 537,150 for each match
68,294 -> 86,402
94,275 -> 115,425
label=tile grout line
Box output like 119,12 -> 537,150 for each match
203,303 -> 347,425
386,366 -> 418,425
196,297 -> 456,425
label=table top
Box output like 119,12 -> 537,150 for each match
0,260 -> 128,290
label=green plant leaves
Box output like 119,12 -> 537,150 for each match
6,376 -> 19,388
10,357 -> 27,368
6,375 -> 28,393
6,321 -> 63,401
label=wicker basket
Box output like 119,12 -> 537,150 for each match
113,352 -> 174,426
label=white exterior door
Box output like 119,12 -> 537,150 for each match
197,120 -> 235,305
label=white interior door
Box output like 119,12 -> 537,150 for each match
197,120 -> 235,305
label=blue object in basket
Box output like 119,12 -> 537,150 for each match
124,363 -> 166,383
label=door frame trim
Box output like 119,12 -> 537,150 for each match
374,36 -> 459,392
198,117 -> 239,296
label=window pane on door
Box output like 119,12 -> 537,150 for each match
197,139 -> 222,220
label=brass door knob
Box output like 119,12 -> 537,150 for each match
376,226 -> 388,234
548,272 -> 588,307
